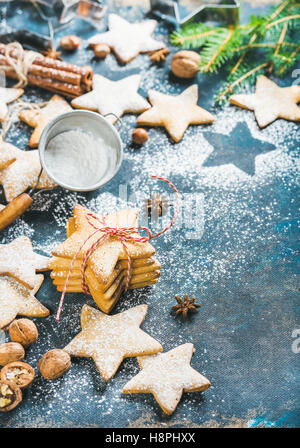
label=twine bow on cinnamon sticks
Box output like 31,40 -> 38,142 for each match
0,42 -> 93,97
56,176 -> 180,321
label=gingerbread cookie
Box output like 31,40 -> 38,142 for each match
0,275 -> 49,329
52,206 -> 155,286
71,74 -> 150,124
0,236 -> 50,289
0,141 -> 20,170
89,14 -> 165,64
19,95 -> 72,148
0,87 -> 24,122
64,304 -> 162,381
0,143 -> 57,202
230,75 -> 300,128
137,85 -> 215,142
123,343 -> 211,415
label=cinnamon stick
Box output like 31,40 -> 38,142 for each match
0,43 -> 93,89
2,69 -> 84,98
0,54 -> 82,86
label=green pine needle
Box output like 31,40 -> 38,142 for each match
169,0 -> 300,103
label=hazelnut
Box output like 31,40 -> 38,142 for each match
93,43 -> 110,59
38,349 -> 71,380
0,342 -> 25,366
132,128 -> 148,145
0,380 -> 22,412
171,50 -> 201,78
60,35 -> 81,51
9,319 -> 38,348
1,361 -> 35,389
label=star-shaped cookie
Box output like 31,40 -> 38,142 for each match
137,85 -> 215,142
0,236 -> 50,290
0,143 -> 57,202
230,75 -> 300,128
52,205 -> 155,286
64,304 -> 162,381
71,74 -> 150,124
19,95 -> 72,147
0,87 -> 24,121
123,343 -> 211,415
89,13 -> 165,63
0,274 -> 49,329
0,141 -> 20,170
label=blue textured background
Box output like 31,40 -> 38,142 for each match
0,0 -> 299,428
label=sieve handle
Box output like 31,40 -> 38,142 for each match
103,113 -> 123,131
0,193 -> 33,232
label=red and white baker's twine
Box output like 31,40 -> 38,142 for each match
56,176 -> 180,321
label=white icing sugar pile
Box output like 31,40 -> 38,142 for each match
44,129 -> 113,189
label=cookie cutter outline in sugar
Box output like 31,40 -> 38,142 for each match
150,0 -> 240,26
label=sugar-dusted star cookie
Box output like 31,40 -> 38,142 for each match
137,85 -> 215,142
19,95 -> 72,148
52,205 -> 155,286
64,304 -> 162,381
89,13 -> 165,64
230,75 -> 300,128
0,236 -> 50,290
0,275 -> 49,329
71,74 -> 150,124
0,143 -> 57,202
123,343 -> 210,415
0,141 -> 20,170
0,87 -> 24,122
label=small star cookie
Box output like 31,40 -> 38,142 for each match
123,343 -> 211,415
0,143 -> 57,202
0,236 -> 50,290
0,141 -> 20,170
0,274 -> 49,329
71,74 -> 150,124
89,13 -> 165,64
64,304 -> 162,381
19,95 -> 72,148
0,87 -> 24,121
230,75 -> 300,128
137,85 -> 215,142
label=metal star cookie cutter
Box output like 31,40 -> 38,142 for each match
150,0 -> 240,26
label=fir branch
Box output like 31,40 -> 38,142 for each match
169,0 -> 300,103
216,62 -> 269,104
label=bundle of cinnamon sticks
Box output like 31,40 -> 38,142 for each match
0,42 -> 93,97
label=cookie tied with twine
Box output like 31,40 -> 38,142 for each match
55,176 -> 180,320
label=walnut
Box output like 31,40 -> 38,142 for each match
93,43 -> 110,59
132,128 -> 148,145
171,51 -> 201,78
9,319 -> 38,348
60,35 -> 81,51
0,380 -> 22,412
0,343 -> 25,366
38,349 -> 71,380
1,361 -> 35,389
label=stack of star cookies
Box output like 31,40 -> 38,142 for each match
49,205 -> 161,313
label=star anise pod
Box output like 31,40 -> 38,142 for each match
149,48 -> 170,64
146,192 -> 169,219
172,294 -> 201,319
42,48 -> 62,60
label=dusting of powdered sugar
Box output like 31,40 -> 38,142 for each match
0,1 -> 299,429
